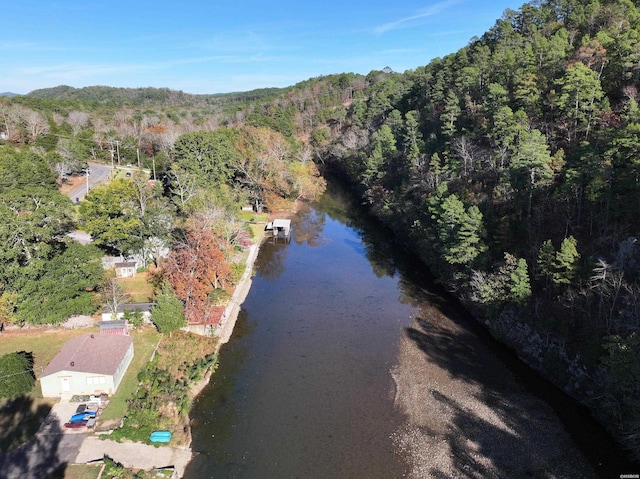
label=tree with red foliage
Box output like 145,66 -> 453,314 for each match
163,220 -> 232,324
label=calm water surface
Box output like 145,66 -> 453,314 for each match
185,185 -> 415,478
183,182 -> 630,479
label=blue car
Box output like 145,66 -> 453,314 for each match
69,411 -> 96,422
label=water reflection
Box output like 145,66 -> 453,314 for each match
253,241 -> 288,281
185,178 -> 607,479
185,181 -> 411,478
189,310 -> 255,461
291,203 -> 327,247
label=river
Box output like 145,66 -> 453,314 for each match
184,181 -> 626,478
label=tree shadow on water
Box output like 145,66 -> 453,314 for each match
0,395 -> 73,479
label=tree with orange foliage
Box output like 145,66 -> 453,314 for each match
233,125 -> 326,211
162,219 -> 232,324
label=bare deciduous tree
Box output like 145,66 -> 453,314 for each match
452,136 -> 479,177
100,272 -> 131,319
20,108 -> 49,140
67,111 -> 90,135
591,259 -> 625,334
167,168 -> 198,211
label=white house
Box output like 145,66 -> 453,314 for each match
101,302 -> 153,323
114,261 -> 137,278
101,256 -> 140,277
101,255 -> 126,269
40,333 -> 134,398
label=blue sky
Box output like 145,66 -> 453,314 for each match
1,0 -> 525,95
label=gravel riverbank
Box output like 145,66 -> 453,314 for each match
391,300 -> 597,478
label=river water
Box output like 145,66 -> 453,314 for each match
184,182 -> 625,478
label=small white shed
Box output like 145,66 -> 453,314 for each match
265,219 -> 291,242
101,302 -> 153,323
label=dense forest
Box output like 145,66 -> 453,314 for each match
1,0 -> 640,461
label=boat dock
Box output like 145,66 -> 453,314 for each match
264,218 -> 292,242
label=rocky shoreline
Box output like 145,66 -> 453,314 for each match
390,303 -> 598,478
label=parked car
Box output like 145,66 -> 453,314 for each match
64,420 -> 88,429
75,404 -> 87,414
69,411 -> 96,422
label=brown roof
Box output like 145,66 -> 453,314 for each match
115,262 -> 136,268
98,320 -> 128,330
41,333 -> 133,378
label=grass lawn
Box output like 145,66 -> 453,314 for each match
98,326 -> 160,425
0,328 -> 93,384
0,327 -> 92,454
237,210 -> 268,243
112,166 -> 151,181
248,222 -> 266,242
53,464 -> 103,479
238,211 -> 269,223
118,273 -> 154,303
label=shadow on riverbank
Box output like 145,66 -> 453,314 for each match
401,304 -> 637,478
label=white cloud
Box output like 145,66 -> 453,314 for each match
374,0 -> 463,34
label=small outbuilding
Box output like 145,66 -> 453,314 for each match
114,261 -> 137,278
265,218 -> 291,242
101,302 -> 153,323
40,333 -> 134,398
97,319 -> 130,336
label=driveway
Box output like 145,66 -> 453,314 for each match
0,432 -> 88,479
0,399 -> 192,478
0,400 -> 88,479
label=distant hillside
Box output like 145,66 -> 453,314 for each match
0,92 -> 19,97
26,84 -> 289,108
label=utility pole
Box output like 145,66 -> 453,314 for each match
152,155 -> 156,181
108,141 -> 115,176
85,168 -> 90,195
115,140 -> 121,166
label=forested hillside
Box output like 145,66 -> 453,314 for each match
303,0 -> 640,459
0,82 -> 324,330
202,0 -> 640,460
27,84 -> 288,109
1,0 -> 639,460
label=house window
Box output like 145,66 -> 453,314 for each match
86,376 -> 106,385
